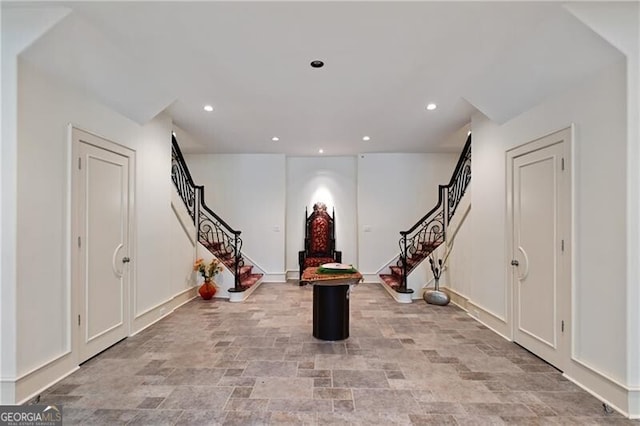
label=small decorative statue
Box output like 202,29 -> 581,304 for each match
424,254 -> 450,306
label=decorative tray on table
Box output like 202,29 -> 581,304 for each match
318,263 -> 358,274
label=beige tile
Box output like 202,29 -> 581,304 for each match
242,360 -> 297,377
313,387 -> 352,400
267,398 -> 333,412
250,377 -> 313,399
332,369 -> 389,388
159,386 -> 233,410
34,282 -> 634,425
352,389 -> 423,414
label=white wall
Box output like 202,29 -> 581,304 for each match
470,59 -> 628,404
184,153 -> 457,281
441,191 -> 472,299
286,157 -> 358,274
563,5 -> 640,415
357,153 -> 458,275
1,6 -> 72,403
185,154 -> 286,277
170,193 -> 197,296
1,15 -> 20,406
12,60 -> 182,402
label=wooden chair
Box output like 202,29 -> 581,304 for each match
298,202 -> 342,283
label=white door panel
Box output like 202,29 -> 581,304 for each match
509,128 -> 571,371
73,128 -> 132,363
515,150 -> 558,351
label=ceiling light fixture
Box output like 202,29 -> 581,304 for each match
272,137 -> 279,142
426,103 -> 437,111
318,149 -> 324,154
362,136 -> 371,141
172,131 -> 177,137
203,105 -> 214,112
310,60 -> 325,68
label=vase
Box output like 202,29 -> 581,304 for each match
199,279 -> 217,300
424,278 -> 450,306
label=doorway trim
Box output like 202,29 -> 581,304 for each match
505,125 -> 573,371
69,124 -> 136,364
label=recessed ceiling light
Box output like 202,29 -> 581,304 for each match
203,105 -> 214,112
426,103 -> 437,111
272,137 -> 279,142
172,131 -> 176,137
362,136 -> 371,141
310,60 -> 325,68
318,149 -> 324,154
467,130 -> 472,136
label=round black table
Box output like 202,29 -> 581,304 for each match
301,267 -> 363,341
313,284 -> 353,340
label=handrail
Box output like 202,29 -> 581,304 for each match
171,136 -> 198,223
171,135 -> 198,187
446,134 -> 472,221
171,135 -> 241,235
400,134 -> 471,236
446,134 -> 472,188
396,133 -> 471,293
171,133 -> 244,291
198,186 -> 241,236
401,185 -> 446,236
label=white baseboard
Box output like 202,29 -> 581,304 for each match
263,273 -> 286,282
564,356 -> 633,418
377,280 -> 413,303
5,285 -> 199,405
629,387 -> 640,419
229,279 -> 264,302
132,286 -> 198,335
466,299 -> 510,340
362,273 -> 379,283
286,270 -> 300,281
455,291 -> 638,418
441,286 -> 469,310
13,352 -> 78,405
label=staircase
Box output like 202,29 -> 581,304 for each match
379,134 -> 471,297
200,239 -> 264,291
171,135 -> 263,295
380,239 -> 443,290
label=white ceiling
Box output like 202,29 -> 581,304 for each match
13,1 -> 623,155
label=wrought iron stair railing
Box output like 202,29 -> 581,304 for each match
171,135 -> 245,292
396,134 -> 471,293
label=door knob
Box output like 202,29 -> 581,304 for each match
511,259 -> 519,266
122,257 -> 131,263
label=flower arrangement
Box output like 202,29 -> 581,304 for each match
428,255 -> 443,282
425,252 -> 450,306
193,258 -> 223,281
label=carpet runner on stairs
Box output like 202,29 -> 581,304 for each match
202,242 -> 263,290
379,239 -> 443,291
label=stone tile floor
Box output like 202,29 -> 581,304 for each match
37,282 -> 638,425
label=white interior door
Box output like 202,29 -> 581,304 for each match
509,128 -> 571,371
73,128 -> 132,363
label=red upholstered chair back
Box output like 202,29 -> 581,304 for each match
298,202 -> 342,280
309,213 -> 330,254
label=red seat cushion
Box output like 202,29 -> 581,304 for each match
304,257 -> 336,268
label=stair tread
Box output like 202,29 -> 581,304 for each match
240,273 -> 263,290
390,266 -> 404,277
379,274 -> 401,288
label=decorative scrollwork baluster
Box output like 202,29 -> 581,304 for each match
172,134 -> 245,291
447,137 -> 471,222
171,138 -> 197,223
396,135 -> 470,293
